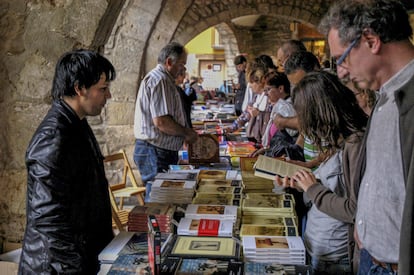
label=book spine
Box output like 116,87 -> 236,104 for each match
148,215 -> 162,275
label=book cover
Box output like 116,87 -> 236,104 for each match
192,195 -> 241,206
198,170 -> 227,180
177,218 -> 233,237
170,236 -> 239,259
169,164 -> 195,171
160,256 -> 182,275
244,262 -> 287,275
254,155 -> 311,180
196,185 -> 242,194
99,232 -> 147,264
148,215 -> 162,275
107,253 -> 151,274
242,236 -> 305,253
175,258 -> 243,275
239,224 -> 298,237
188,134 -> 220,164
242,216 -> 296,227
197,179 -> 242,187
155,172 -> 198,181
242,198 -> 294,213
185,204 -> 238,220
239,157 -> 258,171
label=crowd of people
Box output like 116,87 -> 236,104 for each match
18,0 -> 413,274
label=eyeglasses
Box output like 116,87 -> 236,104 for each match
336,37 -> 360,66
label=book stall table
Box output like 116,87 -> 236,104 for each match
99,136 -> 313,274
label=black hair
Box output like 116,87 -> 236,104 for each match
265,72 -> 291,95
284,51 -> 321,75
234,55 -> 247,66
51,49 -> 115,100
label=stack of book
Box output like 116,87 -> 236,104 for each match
241,170 -> 275,193
128,203 -> 175,233
197,169 -> 239,181
170,236 -> 241,260
177,218 -> 234,237
99,231 -> 176,275
242,236 -> 306,265
226,141 -> 256,157
192,192 -> 241,206
184,204 -> 238,224
148,179 -> 196,204
192,178 -> 243,206
241,193 -> 296,217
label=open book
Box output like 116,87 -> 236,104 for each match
254,155 -> 311,180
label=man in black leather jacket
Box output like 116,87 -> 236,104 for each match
19,50 -> 116,274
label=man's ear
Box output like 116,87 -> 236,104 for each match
74,82 -> 84,96
165,57 -> 173,68
362,28 -> 381,54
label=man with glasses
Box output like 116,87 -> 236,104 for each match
133,42 -> 198,189
319,0 -> 414,274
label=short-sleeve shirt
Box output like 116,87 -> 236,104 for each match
134,64 -> 186,151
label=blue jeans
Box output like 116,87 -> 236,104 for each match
133,140 -> 179,184
358,249 -> 398,275
311,256 -> 352,274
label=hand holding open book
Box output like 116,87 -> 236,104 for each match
254,155 -> 315,192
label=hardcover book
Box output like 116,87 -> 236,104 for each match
254,155 -> 311,180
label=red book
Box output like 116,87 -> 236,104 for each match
148,215 -> 161,275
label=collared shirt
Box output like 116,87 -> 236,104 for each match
356,60 -> 414,263
134,64 -> 186,151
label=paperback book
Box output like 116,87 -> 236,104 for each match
148,215 -> 162,275
170,236 -> 240,259
239,224 -> 298,237
185,204 -> 238,222
254,155 -> 311,180
174,258 -> 243,275
177,218 -> 233,237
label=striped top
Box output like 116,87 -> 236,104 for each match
134,64 -> 186,151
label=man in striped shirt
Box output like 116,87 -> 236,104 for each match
133,42 -> 198,186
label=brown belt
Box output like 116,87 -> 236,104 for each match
371,257 -> 398,272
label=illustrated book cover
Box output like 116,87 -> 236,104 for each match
188,134 -> 220,164
170,236 -> 240,259
174,258 -> 243,275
